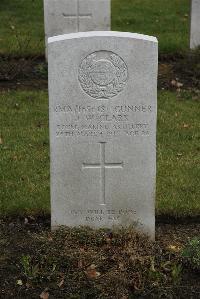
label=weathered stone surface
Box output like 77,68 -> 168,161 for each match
190,0 -> 200,49
44,0 -> 110,54
48,31 -> 158,239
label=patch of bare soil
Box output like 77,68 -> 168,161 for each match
0,56 -> 48,91
1,51 -> 200,92
159,52 -> 200,94
0,216 -> 199,299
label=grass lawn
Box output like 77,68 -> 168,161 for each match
0,0 -> 44,57
0,0 -> 190,57
157,92 -> 200,217
0,91 -> 50,215
0,90 -> 199,217
113,0 -> 190,53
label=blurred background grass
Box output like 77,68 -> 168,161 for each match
0,0 -> 190,57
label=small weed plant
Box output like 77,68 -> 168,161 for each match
20,255 -> 39,280
181,238 -> 200,271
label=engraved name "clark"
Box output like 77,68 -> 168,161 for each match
85,114 -> 128,121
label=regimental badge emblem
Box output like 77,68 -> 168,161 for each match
78,51 -> 128,100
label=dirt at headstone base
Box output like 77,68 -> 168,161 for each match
1,51 -> 200,94
0,216 -> 199,299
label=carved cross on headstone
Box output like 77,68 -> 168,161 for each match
82,142 -> 124,205
63,0 -> 92,32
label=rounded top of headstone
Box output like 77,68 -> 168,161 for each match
48,31 -> 158,44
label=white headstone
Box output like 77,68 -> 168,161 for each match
48,31 -> 158,239
190,0 -> 200,49
44,0 -> 110,55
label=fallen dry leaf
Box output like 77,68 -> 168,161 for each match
40,289 -> 49,299
171,79 -> 183,90
16,279 -> 23,286
85,264 -> 101,279
58,279 -> 64,288
167,245 -> 181,253
176,82 -> 183,88
171,79 -> 177,87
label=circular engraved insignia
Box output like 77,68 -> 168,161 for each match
78,51 -> 128,99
